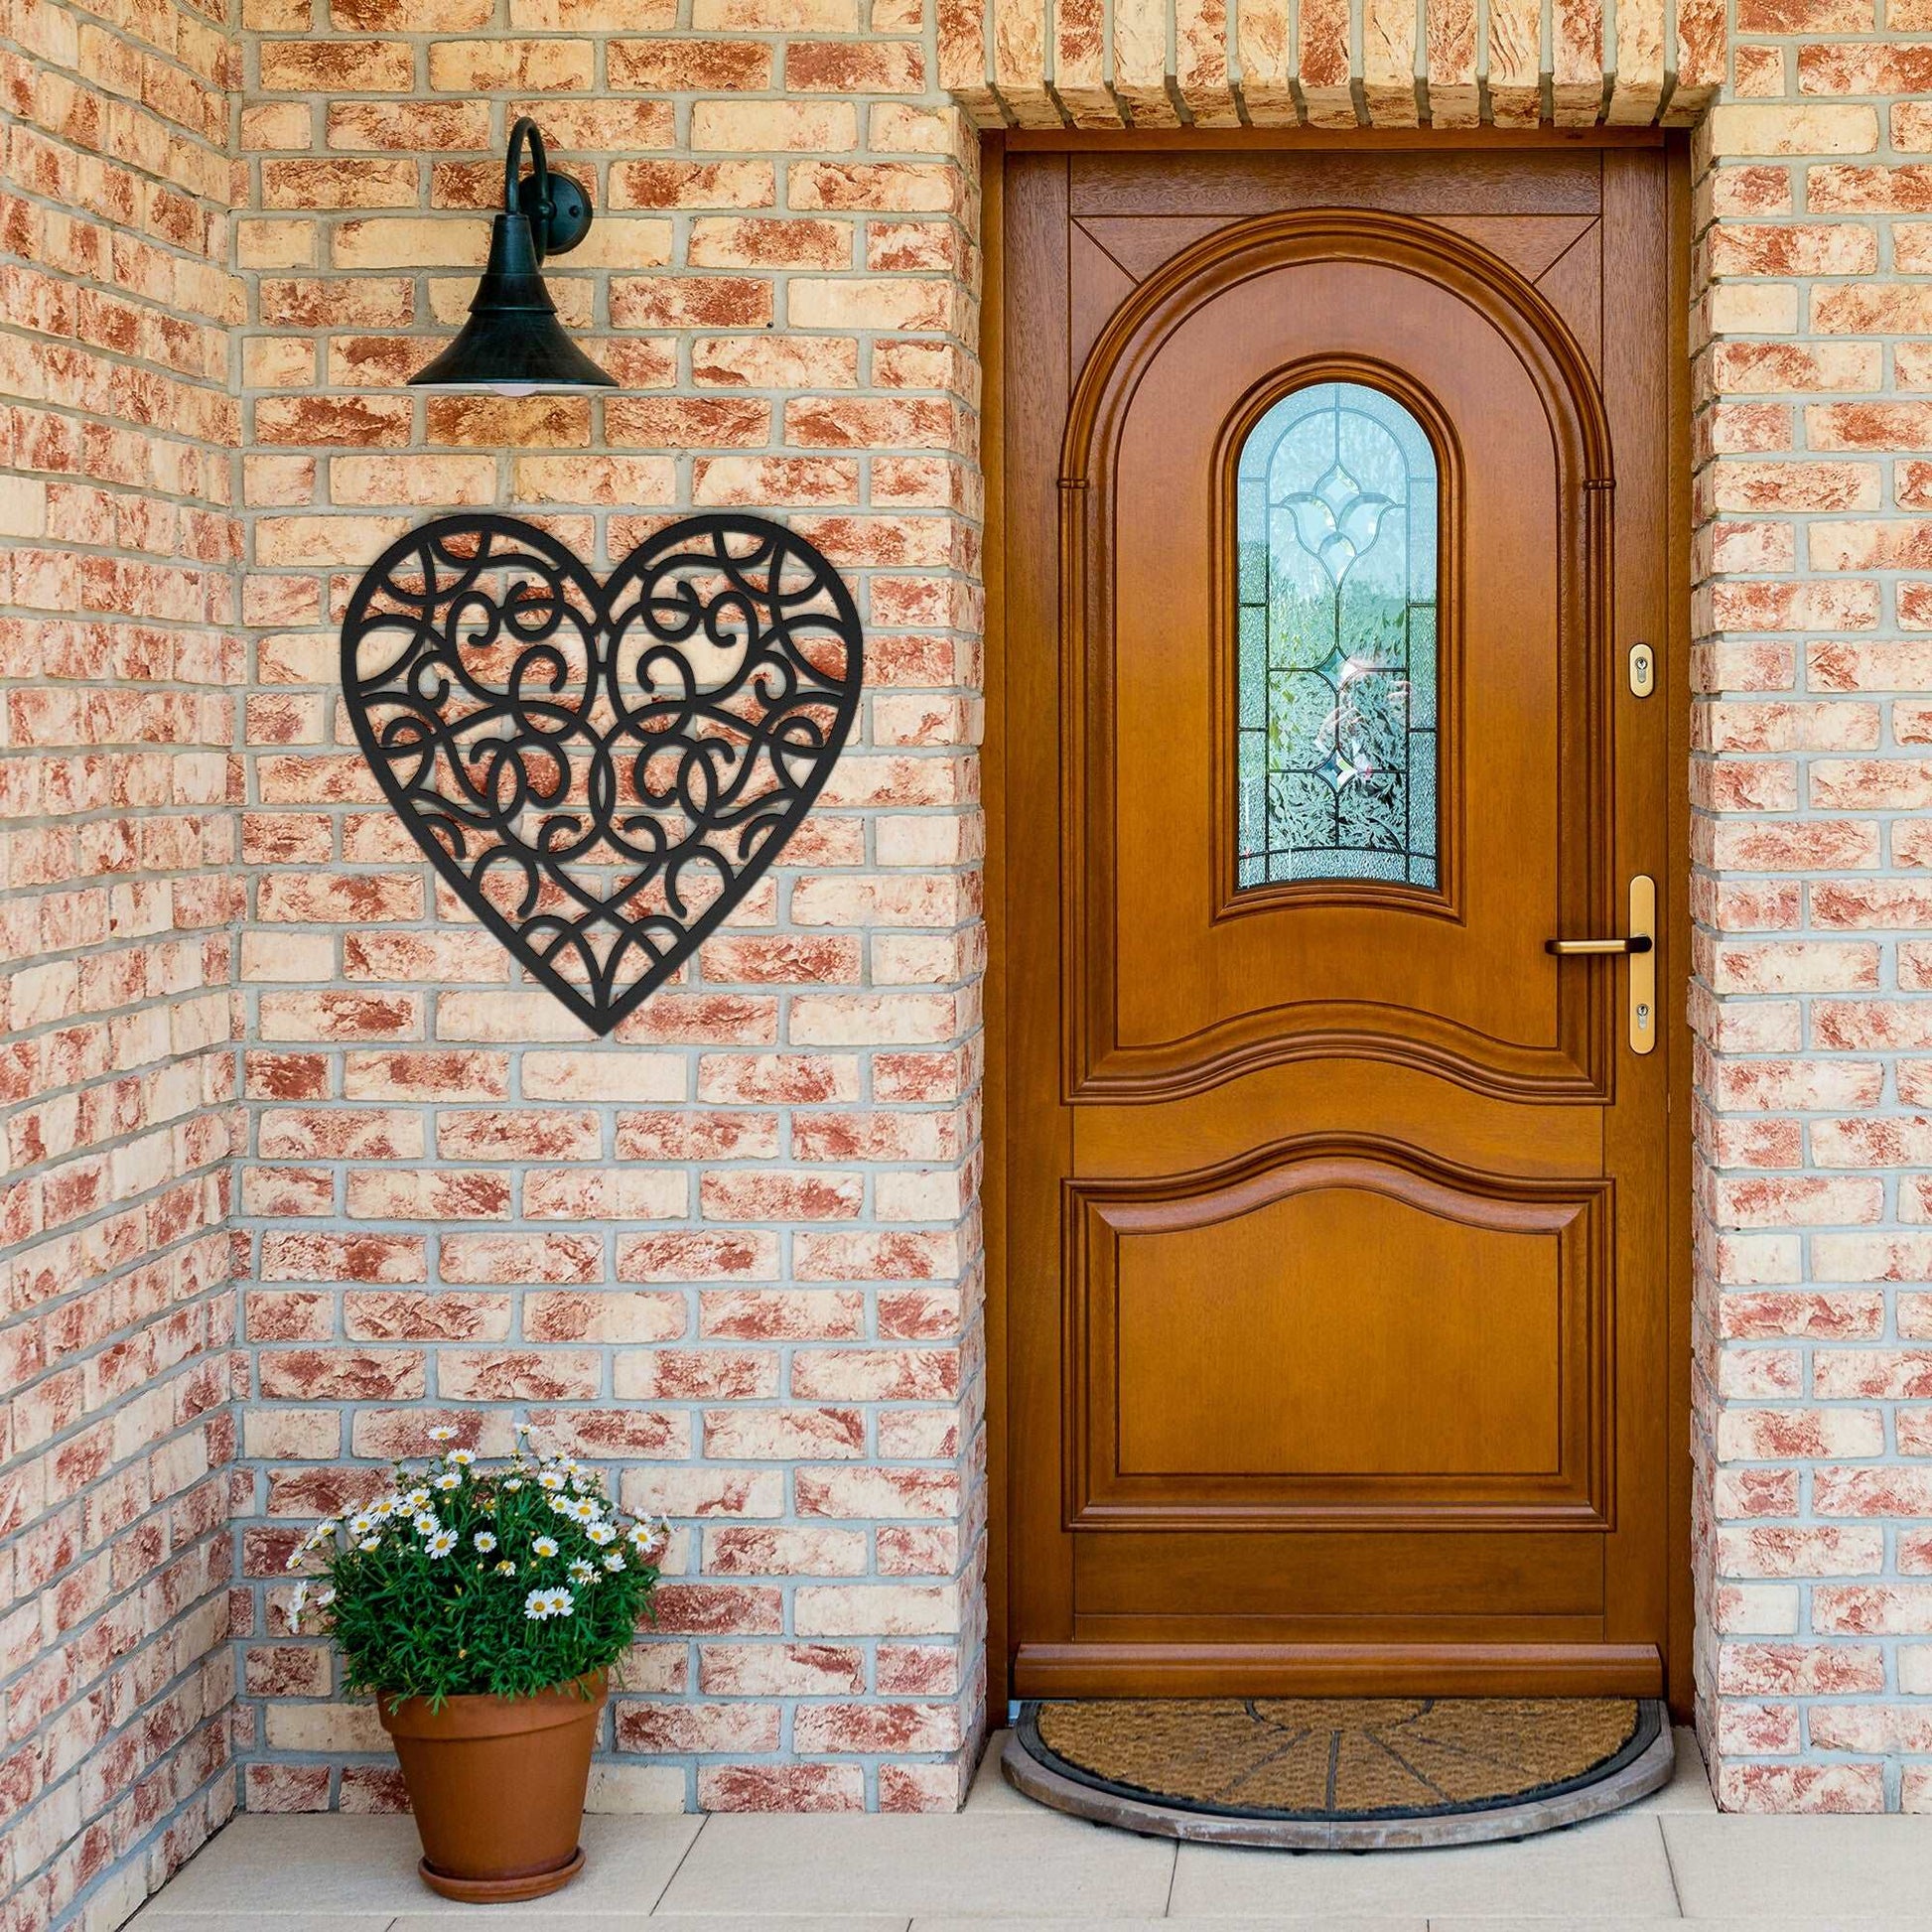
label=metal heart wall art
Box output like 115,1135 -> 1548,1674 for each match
342,512 -> 864,1035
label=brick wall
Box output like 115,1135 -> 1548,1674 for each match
1693,72 -> 1932,1810
229,0 -> 988,1819
0,0 -> 244,1922
19,0 -> 1932,1907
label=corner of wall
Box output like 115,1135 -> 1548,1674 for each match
0,0 -> 250,1919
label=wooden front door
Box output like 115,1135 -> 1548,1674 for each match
1001,145 -> 1680,1699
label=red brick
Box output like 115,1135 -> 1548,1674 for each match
698,1763 -> 865,1811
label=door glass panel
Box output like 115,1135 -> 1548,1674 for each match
1235,380 -> 1440,891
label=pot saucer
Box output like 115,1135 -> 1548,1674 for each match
418,1846 -> 584,1902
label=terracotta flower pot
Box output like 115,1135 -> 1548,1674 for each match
378,1672 -> 606,1902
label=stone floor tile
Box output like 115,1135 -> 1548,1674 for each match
1628,1731 -> 1716,1815
916,1920 -> 1426,1932
393,1918 -> 902,1930
538,1815 -> 706,1910
963,1729 -> 1033,1812
1430,1922 -> 1932,1931
655,1814 -> 1174,1916
131,1820 -> 425,1915
133,1815 -> 702,1917
132,1917 -> 396,1930
1424,1921 -> 1691,1931
1172,1817 -> 1679,1918
1663,1816 -> 1932,1918
645,1919 -> 908,1931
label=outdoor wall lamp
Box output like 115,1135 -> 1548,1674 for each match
409,116 -> 615,395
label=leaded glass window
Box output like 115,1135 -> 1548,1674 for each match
1235,380 -> 1440,891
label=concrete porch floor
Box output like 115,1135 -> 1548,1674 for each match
131,1728 -> 1932,1929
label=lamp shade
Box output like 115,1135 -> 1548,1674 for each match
409,118 -> 615,395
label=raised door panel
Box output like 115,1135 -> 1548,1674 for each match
1119,1197 -> 1564,1479
1068,1145 -> 1610,1531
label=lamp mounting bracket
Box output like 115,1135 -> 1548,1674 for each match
514,168 -> 591,259
505,115 -> 592,260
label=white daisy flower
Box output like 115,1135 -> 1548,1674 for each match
433,1470 -> 461,1492
358,1537 -> 380,1552
532,1535 -> 559,1559
315,1586 -> 335,1609
586,1522 -> 617,1546
428,1426 -> 457,1443
346,1513 -> 373,1538
502,1477 -> 524,1492
404,1487 -> 431,1511
538,1470 -> 566,1491
568,1559 -> 596,1585
447,1449 -> 476,1466
602,1552 -> 626,1573
494,1559 -> 517,1577
523,1587 -> 573,1621
550,1587 -> 574,1617
565,1498 -> 599,1524
413,1512 -> 439,1536
473,1531 -> 497,1554
427,1529 -> 458,1558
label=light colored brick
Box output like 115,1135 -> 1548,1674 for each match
1710,103 -> 1881,155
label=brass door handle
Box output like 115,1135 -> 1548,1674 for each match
1544,876 -> 1657,1055
1545,935 -> 1653,955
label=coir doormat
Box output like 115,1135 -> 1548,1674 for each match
1005,1697 -> 1673,1849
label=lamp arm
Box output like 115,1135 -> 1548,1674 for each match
504,116 -> 551,255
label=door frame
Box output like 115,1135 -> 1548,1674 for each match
981,128 -> 1696,1719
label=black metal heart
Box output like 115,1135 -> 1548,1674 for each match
342,511 -> 863,1035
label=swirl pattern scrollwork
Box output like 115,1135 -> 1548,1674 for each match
342,511 -> 864,1035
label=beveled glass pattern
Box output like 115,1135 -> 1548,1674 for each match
1235,381 -> 1439,891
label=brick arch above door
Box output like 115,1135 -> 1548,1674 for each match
938,0 -> 1724,130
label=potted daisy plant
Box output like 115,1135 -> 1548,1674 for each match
288,1425 -> 667,1903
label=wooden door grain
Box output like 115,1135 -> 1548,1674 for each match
1001,145 -> 1682,1700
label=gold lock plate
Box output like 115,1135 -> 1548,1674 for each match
1628,641 -> 1655,698
1629,874 -> 1656,1055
